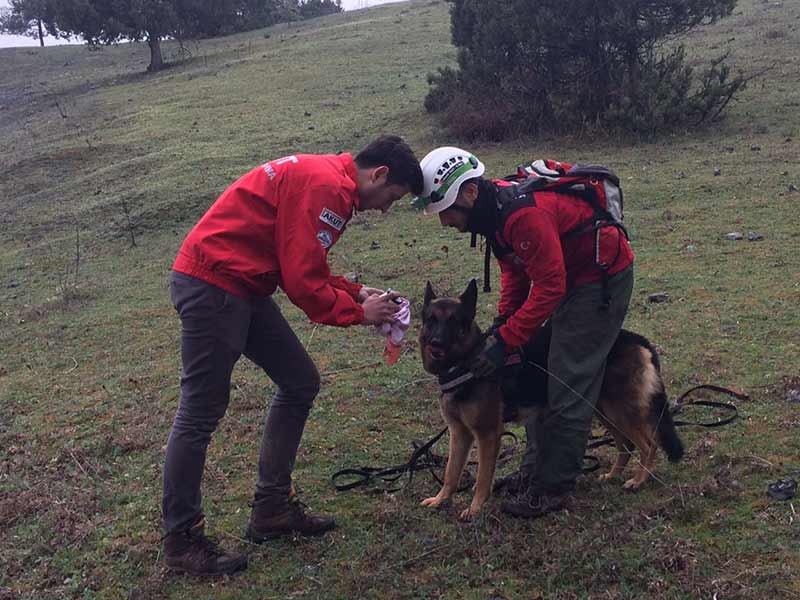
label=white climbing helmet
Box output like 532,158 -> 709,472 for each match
412,146 -> 485,215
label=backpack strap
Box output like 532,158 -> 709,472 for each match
551,180 -> 627,310
557,183 -> 628,241
482,184 -> 537,270
494,185 -> 537,247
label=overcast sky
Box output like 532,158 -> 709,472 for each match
0,0 -> 409,48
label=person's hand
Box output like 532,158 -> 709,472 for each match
362,292 -> 403,325
492,314 -> 509,330
469,331 -> 506,377
358,286 -> 385,303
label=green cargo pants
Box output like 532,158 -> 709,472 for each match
520,266 -> 634,494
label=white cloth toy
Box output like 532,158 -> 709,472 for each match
373,297 -> 411,364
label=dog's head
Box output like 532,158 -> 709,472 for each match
419,279 -> 480,375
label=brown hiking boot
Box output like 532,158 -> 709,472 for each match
163,519 -> 247,576
245,495 -> 336,543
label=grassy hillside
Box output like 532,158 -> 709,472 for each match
1,1 -> 799,598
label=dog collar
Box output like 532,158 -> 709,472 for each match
437,351 -> 524,395
438,365 -> 475,394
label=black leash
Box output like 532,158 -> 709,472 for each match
332,429 -> 520,494
331,426 -> 448,493
671,384 -> 745,427
331,384 -> 744,493
583,433 -> 616,472
578,384 -> 744,468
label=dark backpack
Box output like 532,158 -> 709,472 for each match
499,159 -> 625,239
478,160 -> 628,308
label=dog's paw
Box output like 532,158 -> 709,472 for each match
622,477 -> 644,491
421,495 -> 449,508
458,504 -> 483,521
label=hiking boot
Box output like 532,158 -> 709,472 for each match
245,495 -> 336,543
500,489 -> 571,519
163,519 -> 247,576
493,469 -> 534,496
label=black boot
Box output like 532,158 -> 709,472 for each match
245,495 -> 335,543
163,519 -> 247,576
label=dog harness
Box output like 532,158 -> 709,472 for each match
437,353 -> 548,424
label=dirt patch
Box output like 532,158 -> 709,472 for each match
0,586 -> 20,600
126,569 -> 171,600
0,483 -> 99,547
16,289 -> 95,323
0,488 -> 50,529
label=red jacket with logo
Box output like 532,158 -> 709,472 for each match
492,170 -> 634,348
173,153 -> 365,327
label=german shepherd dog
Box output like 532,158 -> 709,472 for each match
419,280 -> 684,520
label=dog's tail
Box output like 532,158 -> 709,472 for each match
639,339 -> 684,463
651,386 -> 684,463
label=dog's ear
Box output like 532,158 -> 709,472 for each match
424,281 -> 437,307
459,279 -> 478,321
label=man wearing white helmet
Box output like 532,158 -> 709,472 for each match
414,147 -> 635,519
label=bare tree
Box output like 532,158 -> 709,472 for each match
120,200 -> 138,247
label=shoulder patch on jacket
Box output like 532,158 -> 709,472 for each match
319,208 -> 345,231
513,237 -> 538,262
317,229 -> 334,249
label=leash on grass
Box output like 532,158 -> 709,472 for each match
331,426 -> 448,493
331,429 -> 520,493
331,384 -> 744,493
671,384 -> 745,427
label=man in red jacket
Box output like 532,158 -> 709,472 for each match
163,136 -> 423,575
415,147 -> 634,519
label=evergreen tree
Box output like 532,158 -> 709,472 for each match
427,0 -> 748,139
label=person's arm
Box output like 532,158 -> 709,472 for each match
497,258 -> 530,321
497,207 -> 567,348
330,275 -> 364,302
276,185 -> 366,327
471,207 -> 567,376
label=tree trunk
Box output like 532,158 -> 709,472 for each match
37,18 -> 44,47
147,34 -> 164,72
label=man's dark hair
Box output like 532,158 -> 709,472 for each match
355,135 -> 424,196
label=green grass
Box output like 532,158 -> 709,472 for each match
1,0 -> 800,598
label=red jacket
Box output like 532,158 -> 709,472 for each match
173,153 -> 365,327
492,176 -> 634,348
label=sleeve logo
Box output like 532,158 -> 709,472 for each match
319,208 -> 345,231
317,229 -> 334,249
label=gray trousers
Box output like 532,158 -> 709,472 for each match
519,266 -> 634,493
162,271 -> 320,534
